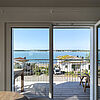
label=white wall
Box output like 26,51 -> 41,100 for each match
0,7 -> 100,91
0,23 -> 5,90
0,7 -> 100,22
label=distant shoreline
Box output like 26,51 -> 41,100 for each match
14,50 -> 90,52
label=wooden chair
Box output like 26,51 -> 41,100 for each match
83,73 -> 90,92
78,73 -> 87,87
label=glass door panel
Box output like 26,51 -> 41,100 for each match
98,27 -> 100,99
53,28 -> 90,99
12,28 -> 49,98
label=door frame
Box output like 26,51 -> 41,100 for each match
94,20 -> 100,100
5,23 -> 54,99
5,22 -> 94,100
53,25 -> 94,100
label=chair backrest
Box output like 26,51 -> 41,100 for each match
84,73 -> 89,76
85,73 -> 90,84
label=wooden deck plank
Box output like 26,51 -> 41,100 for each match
19,82 -> 90,100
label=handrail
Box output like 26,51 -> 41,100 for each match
14,58 -> 90,61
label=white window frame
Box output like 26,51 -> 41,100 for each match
5,22 -> 95,100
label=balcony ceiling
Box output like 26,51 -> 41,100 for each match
0,0 -> 100,7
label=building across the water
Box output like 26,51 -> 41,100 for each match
56,55 -> 90,73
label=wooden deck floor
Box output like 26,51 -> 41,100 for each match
53,82 -> 90,100
18,82 -> 90,100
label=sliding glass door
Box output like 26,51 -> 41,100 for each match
12,28 -> 50,98
97,25 -> 100,100
6,23 -> 95,100
53,27 -> 90,99
95,21 -> 100,100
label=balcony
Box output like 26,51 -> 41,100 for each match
13,58 -> 90,100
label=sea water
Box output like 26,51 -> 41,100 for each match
13,51 -> 90,63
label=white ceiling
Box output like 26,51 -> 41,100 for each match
0,0 -> 100,7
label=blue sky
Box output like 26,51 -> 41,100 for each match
54,29 -> 90,50
13,28 -> 90,50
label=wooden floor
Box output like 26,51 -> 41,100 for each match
53,82 -> 90,100
18,82 -> 90,100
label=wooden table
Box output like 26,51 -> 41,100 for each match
14,69 -> 24,92
0,91 -> 28,100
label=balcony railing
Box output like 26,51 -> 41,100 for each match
14,58 -> 90,97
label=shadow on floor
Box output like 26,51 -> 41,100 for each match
15,82 -> 90,100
